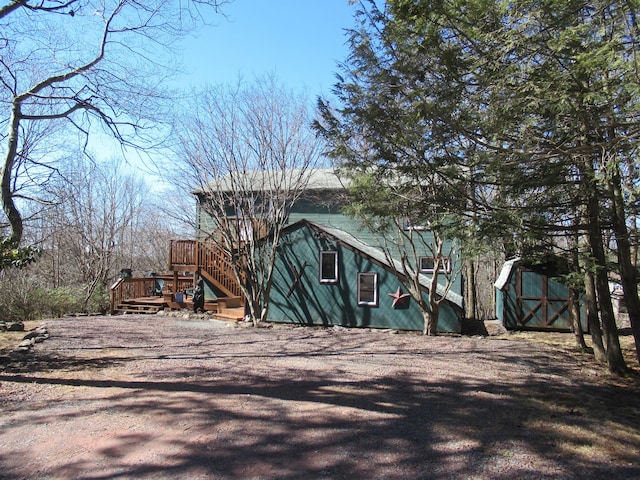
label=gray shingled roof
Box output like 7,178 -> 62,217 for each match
193,168 -> 349,195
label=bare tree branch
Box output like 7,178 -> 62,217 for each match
1,0 -> 228,247
175,76 -> 323,325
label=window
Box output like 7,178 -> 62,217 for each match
402,217 -> 427,231
357,272 -> 378,306
236,197 -> 255,242
419,256 -> 452,274
319,251 -> 338,284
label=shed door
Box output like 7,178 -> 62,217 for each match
515,268 -> 572,330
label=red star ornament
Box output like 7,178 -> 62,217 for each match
389,287 -> 411,308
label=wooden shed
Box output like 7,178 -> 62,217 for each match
495,257 -> 585,331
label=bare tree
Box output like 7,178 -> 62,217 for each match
343,171 -> 462,335
379,217 -> 461,335
1,0 -> 227,252
0,1 -> 80,19
176,76 -> 323,325
30,155 -> 174,311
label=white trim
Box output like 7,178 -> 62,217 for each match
419,256 -> 452,274
319,250 -> 339,284
357,272 -> 378,306
494,257 -> 521,290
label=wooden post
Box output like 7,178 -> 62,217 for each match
173,270 -> 178,296
168,239 -> 174,271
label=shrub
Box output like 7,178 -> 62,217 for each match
85,284 -> 110,314
45,286 -> 84,318
0,268 -> 111,320
0,269 -> 44,322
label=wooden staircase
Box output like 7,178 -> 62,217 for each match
169,240 -> 243,298
168,240 -> 244,321
116,298 -> 165,314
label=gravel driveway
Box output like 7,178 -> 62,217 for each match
1,314 -> 639,480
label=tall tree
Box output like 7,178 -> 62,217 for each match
318,0 -> 638,373
176,76 -> 323,326
471,0 -> 639,371
0,0 -> 227,254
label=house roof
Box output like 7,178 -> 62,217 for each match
288,219 -> 463,308
305,168 -> 350,190
193,168 -> 349,195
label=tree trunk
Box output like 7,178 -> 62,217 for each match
2,102 -> 24,245
425,263 -> 442,335
569,287 -> 588,351
607,163 -> 640,363
577,151 -> 627,374
584,267 -> 607,364
422,306 -> 438,336
422,311 -> 431,336
568,226 -> 588,352
465,259 -> 477,320
586,204 -> 627,374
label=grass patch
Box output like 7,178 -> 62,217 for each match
0,320 -> 42,356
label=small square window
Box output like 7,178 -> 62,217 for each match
419,256 -> 452,273
319,251 -> 338,284
357,272 -> 378,306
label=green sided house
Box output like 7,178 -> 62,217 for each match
269,219 -> 463,332
192,168 -> 465,333
112,167 -> 587,333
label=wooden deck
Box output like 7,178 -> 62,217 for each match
114,295 -> 245,322
110,239 -> 245,321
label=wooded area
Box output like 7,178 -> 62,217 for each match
0,1 -> 226,318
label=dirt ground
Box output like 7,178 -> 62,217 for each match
1,314 -> 639,480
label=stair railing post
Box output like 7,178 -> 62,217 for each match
195,240 -> 200,276
169,240 -> 174,271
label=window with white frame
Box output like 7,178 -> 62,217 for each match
357,272 -> 378,306
419,256 -> 452,274
319,251 -> 338,284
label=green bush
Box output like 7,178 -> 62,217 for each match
0,270 -> 111,321
85,284 -> 110,314
45,286 -> 84,318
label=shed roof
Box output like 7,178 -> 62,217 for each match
494,257 -> 522,290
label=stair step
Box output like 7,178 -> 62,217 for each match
211,307 -> 245,322
116,304 -> 162,314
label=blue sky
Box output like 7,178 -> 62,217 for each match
178,0 -> 358,97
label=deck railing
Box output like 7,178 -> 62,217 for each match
197,240 -> 243,297
169,239 -> 198,268
169,239 -> 242,298
110,276 -> 192,313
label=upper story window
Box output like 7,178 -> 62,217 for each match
357,272 -> 378,306
402,217 -> 427,231
235,196 -> 255,217
419,256 -> 452,274
319,251 -> 338,284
